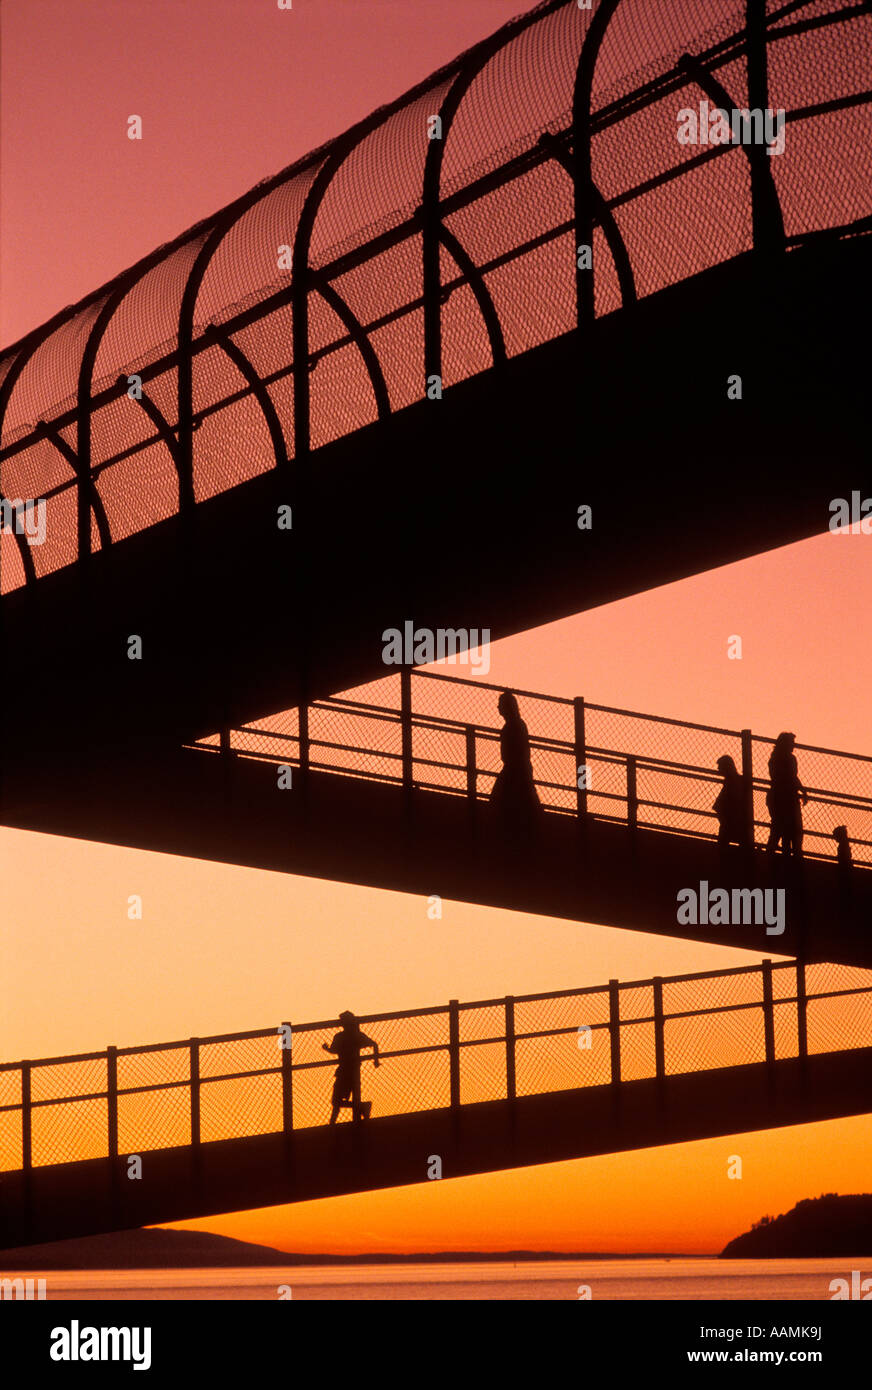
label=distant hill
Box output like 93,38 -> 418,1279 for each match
721,1194 -> 872,1258
0,1228 -> 691,1269
0,1228 -> 294,1270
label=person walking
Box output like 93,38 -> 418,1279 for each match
323,1011 -> 380,1123
490,691 -> 542,837
765,732 -> 808,857
713,754 -> 749,849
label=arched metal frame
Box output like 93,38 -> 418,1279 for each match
538,131 -> 637,309
572,0 -> 626,329
38,422 -> 112,549
0,332 -> 47,588
676,50 -> 785,254
420,4 -> 568,387
2,0 -> 869,592
204,325 -> 290,471
310,275 -> 391,422
118,375 -> 186,510
436,223 -> 508,367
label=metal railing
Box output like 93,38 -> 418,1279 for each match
2,958 -> 870,1173
2,0 -> 870,588
188,668 -> 872,867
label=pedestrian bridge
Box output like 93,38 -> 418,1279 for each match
3,670 -> 871,965
1,958 -> 870,1247
1,0 -> 870,756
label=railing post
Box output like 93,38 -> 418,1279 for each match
465,724 -> 477,805
298,701 -> 310,789
795,961 -> 809,1092
745,0 -> 784,257
351,1056 -> 362,1123
219,727 -> 231,758
608,980 -> 621,1086
448,1000 -> 461,1113
400,668 -> 414,808
653,976 -> 665,1084
761,961 -> 776,1099
626,756 -> 638,832
190,1039 -> 201,1150
107,1045 -> 118,1163
740,729 -> 755,848
574,696 -> 587,819
107,1045 -> 119,1221
281,1023 -> 294,1137
21,1060 -> 33,1238
505,996 -> 516,1103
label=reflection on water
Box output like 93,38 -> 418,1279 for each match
4,1258 -> 869,1300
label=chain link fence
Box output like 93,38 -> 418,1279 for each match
3,959 -> 870,1173
187,669 -> 872,868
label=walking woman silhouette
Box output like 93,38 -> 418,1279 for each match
490,691 -> 542,836
765,732 -> 808,856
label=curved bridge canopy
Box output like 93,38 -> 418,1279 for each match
1,0 -> 870,592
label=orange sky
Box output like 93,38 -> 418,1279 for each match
2,532 -> 870,1253
2,0 -> 870,1257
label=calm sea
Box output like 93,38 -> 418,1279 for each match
9,1258 -> 869,1300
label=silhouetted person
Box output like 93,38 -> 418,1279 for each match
490,691 -> 541,837
765,732 -> 808,857
833,824 -> 854,912
833,824 -> 852,870
713,754 -> 749,849
323,1011 -> 379,1123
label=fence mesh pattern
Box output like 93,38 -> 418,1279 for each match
3,0 -> 870,592
194,669 -> 872,868
3,960 -> 870,1172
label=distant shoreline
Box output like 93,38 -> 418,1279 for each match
0,1228 -> 709,1270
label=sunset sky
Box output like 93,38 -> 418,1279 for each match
2,0 -> 870,1256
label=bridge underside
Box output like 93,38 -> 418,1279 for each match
2,1045 -> 869,1249
1,234 -> 869,766
3,748 -> 870,967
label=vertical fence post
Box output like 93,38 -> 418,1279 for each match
740,729 -> 755,848
448,1000 -> 461,1113
465,724 -> 477,807
505,997 -> 516,1104
795,961 -> 809,1091
608,980 -> 622,1086
745,0 -> 784,257
107,1045 -> 119,1221
574,696 -> 587,820
352,1057 -> 362,1122
761,961 -> 776,1100
281,1023 -> 294,1138
298,701 -> 310,790
653,977 -> 666,1103
21,1060 -> 33,1239
626,756 -> 638,832
190,1039 -> 201,1150
400,668 -> 414,809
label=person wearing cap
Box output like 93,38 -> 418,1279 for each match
323,1010 -> 380,1123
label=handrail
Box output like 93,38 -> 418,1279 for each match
2,958 -> 870,1176
194,668 -> 872,867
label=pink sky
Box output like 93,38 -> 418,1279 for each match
1,0 -> 529,348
